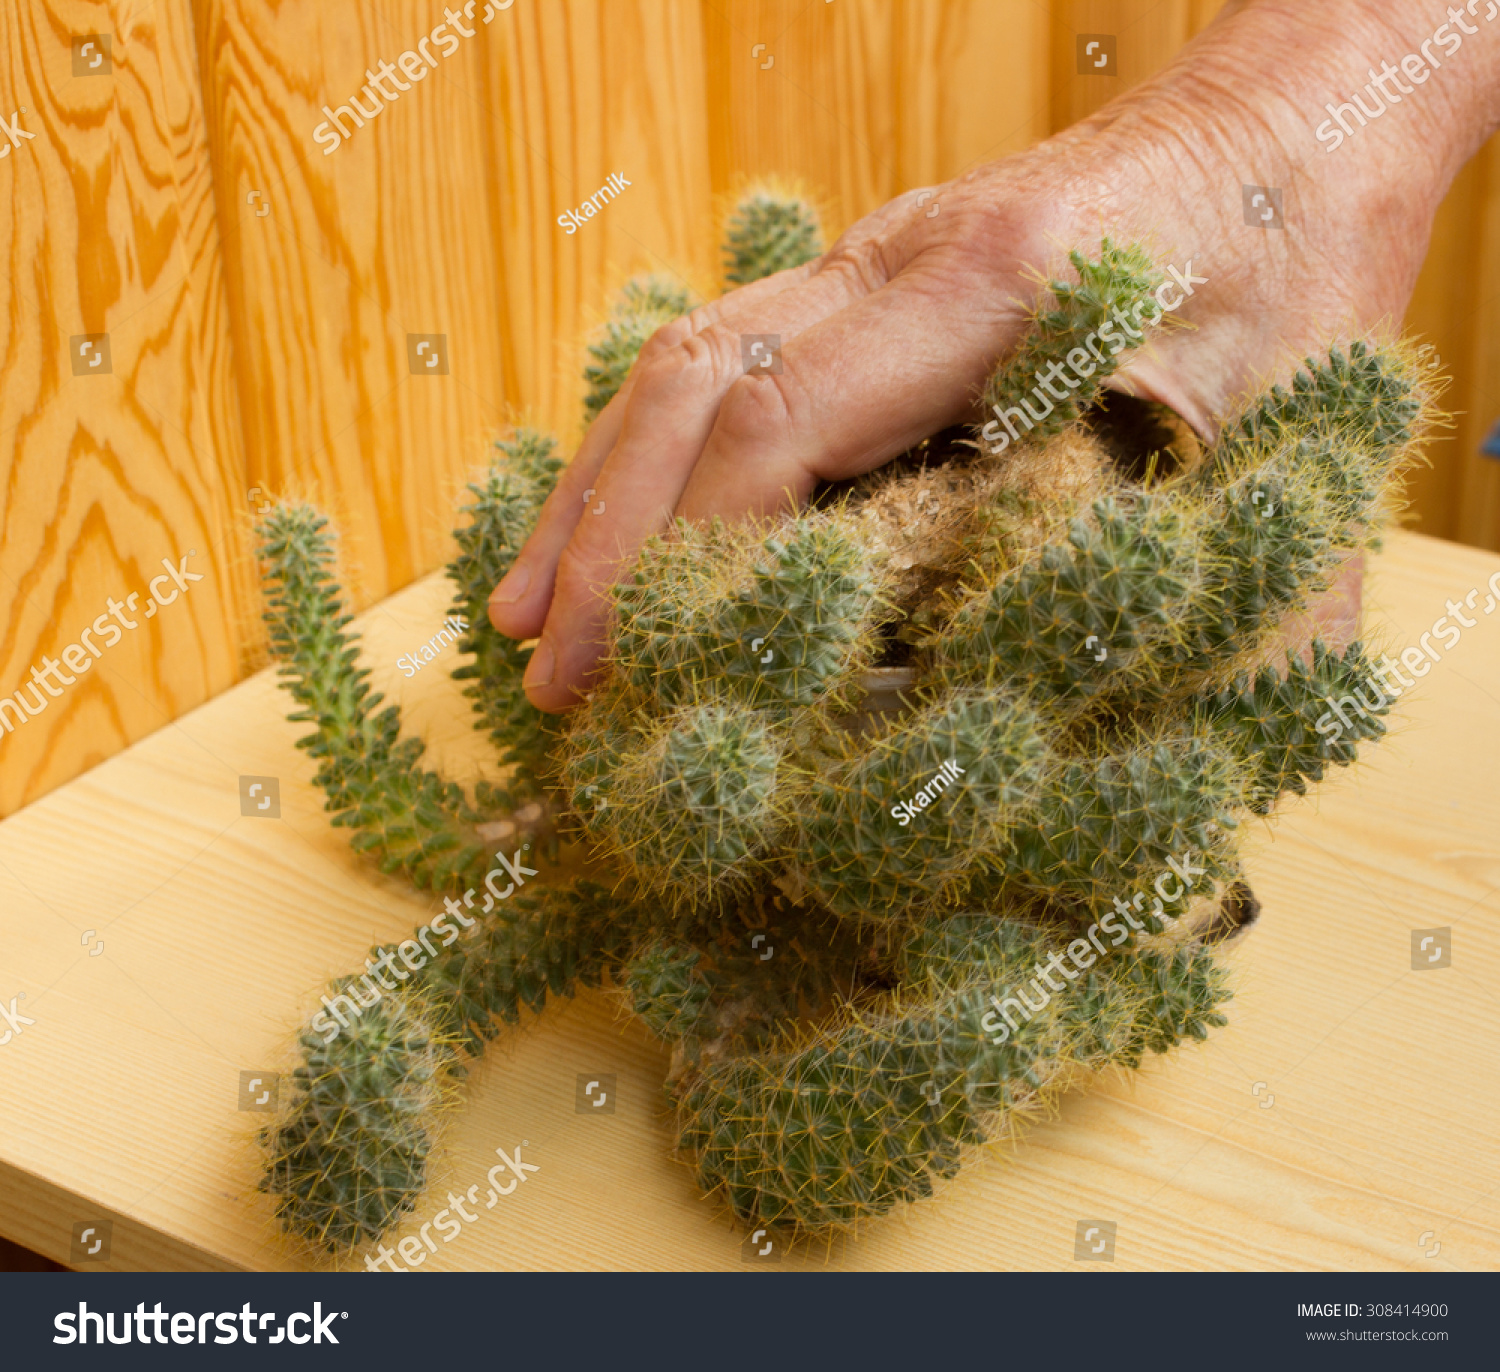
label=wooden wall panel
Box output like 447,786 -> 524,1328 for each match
1049,0 -> 1205,131
1407,135 -> 1500,549
484,0 -> 715,443
888,2 -> 1051,188
701,0 -> 897,238
1450,137 -> 1500,550
701,1 -> 1050,242
193,0 -> 513,608
0,0 -> 251,818
0,0 -> 1493,824
1406,147 -> 1485,541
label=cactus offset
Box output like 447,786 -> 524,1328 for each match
722,186 -> 823,286
582,275 -> 696,423
254,185 -> 1433,1258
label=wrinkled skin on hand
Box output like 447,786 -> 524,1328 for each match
490,0 -> 1498,712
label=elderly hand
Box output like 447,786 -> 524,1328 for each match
490,0 -> 1500,712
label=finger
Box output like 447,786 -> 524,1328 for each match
486,258 -> 826,639
678,250 -> 1031,521
520,262 -> 890,712
1104,341 -> 1223,442
485,384 -> 628,638
1273,551 -> 1364,666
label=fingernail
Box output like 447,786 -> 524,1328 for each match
491,562 -> 531,606
524,633 -> 554,690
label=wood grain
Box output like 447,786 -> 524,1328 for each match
0,528 -> 1495,1271
1422,135 -> 1500,551
193,0 -> 515,608
0,0 -> 1493,851
483,0 -> 716,441
1049,0 -> 1210,132
0,0 -> 252,819
701,1 -> 1050,235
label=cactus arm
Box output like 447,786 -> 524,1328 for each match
938,492 -> 1204,698
587,701 -> 786,911
981,239 -> 1163,448
790,689 -> 1047,920
1216,340 -> 1427,469
261,880 -> 637,1253
446,430 -> 564,809
1196,639 -> 1393,812
583,276 -> 695,423
676,915 -> 1229,1233
608,518 -> 883,714
256,505 -> 490,892
1000,732 -> 1244,926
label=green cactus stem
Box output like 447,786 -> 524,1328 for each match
981,239 -> 1162,451
723,186 -> 823,287
582,275 -> 695,423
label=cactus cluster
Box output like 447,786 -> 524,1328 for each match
254,185 -> 1432,1259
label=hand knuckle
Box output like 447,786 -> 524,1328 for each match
819,235 -> 891,293
633,325 -> 728,403
717,371 -> 796,446
634,315 -> 695,368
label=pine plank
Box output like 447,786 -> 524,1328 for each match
0,528 -> 1495,1271
1448,135 -> 1500,551
483,0 -> 716,441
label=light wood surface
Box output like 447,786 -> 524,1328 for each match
0,526 -> 1496,1271
5,0 -> 1498,823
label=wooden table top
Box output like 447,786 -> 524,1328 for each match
2,527 -> 1497,1272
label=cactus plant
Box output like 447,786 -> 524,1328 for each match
721,184 -> 823,286
582,276 -> 696,423
253,185 -> 1434,1259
